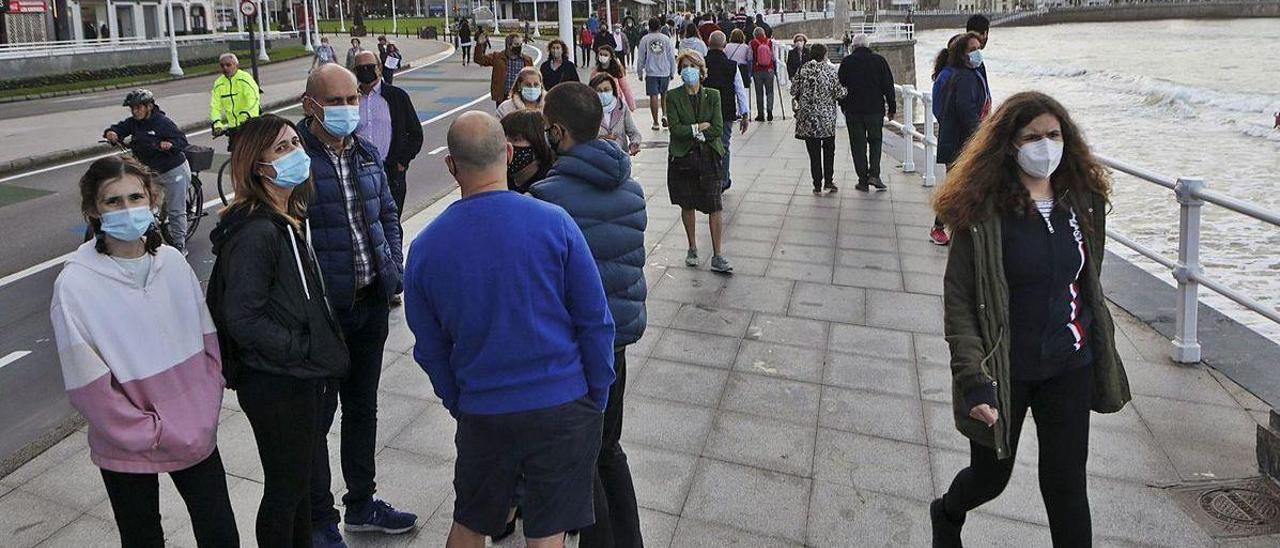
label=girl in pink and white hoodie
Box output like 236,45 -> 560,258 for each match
50,156 -> 238,547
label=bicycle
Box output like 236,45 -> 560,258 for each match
212,128 -> 237,206
93,138 -> 209,248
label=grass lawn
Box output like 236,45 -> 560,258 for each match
317,17 -> 445,35
0,46 -> 310,100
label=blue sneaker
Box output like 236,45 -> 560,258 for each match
311,522 -> 348,548
343,498 -> 418,534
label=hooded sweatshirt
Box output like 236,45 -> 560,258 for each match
530,139 -> 648,347
50,242 -> 224,474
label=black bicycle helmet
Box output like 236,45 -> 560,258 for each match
122,89 -> 155,107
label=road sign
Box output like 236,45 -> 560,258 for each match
238,0 -> 256,17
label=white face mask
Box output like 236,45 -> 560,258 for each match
1016,137 -> 1065,179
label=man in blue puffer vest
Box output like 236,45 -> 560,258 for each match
298,64 -> 415,548
530,81 -> 648,548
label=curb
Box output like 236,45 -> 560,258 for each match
0,96 -> 300,179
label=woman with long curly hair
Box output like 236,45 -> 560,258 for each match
930,91 -> 1132,548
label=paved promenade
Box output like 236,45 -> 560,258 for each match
0,115 -> 1275,547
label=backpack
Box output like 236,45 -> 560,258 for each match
755,41 -> 773,69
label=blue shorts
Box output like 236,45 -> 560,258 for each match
645,76 -> 671,97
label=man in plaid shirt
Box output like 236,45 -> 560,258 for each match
298,64 -> 416,547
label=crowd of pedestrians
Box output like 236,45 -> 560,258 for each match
49,11 -> 1134,548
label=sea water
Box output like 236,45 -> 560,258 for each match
913,18 -> 1280,342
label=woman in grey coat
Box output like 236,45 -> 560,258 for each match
591,73 -> 642,155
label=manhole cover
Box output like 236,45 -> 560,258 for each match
1171,478 -> 1280,538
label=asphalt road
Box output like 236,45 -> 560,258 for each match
0,43 -> 543,468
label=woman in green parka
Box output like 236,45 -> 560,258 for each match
930,91 -> 1131,548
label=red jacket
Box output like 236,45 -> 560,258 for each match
580,28 -> 593,46
750,37 -> 774,72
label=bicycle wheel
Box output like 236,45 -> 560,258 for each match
217,158 -> 232,206
186,173 -> 204,243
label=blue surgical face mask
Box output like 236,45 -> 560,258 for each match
99,205 -> 154,241
520,86 -> 543,102
599,91 -> 615,107
680,66 -> 701,86
967,49 -> 983,68
259,148 -> 311,189
317,102 -> 360,137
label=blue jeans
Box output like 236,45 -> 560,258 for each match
157,162 -> 191,251
720,126 -> 732,190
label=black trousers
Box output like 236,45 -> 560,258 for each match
942,364 -> 1093,547
312,291 -> 391,526
238,369 -> 325,548
100,449 -> 238,548
845,112 -> 884,182
803,137 -> 835,189
385,162 -> 408,218
383,68 -> 396,85
579,349 -> 642,548
462,45 -> 472,64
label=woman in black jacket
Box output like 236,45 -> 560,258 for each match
540,39 -> 580,90
207,114 -> 348,548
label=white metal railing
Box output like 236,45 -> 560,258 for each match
762,11 -> 830,25
848,22 -> 915,42
1093,156 -> 1280,363
0,31 -> 298,59
885,84 -> 937,186
885,86 -> 1280,363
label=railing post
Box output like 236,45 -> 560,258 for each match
922,90 -> 935,187
1172,177 -> 1205,363
901,85 -> 916,173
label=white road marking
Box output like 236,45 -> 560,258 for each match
428,145 -> 447,155
0,351 -> 32,370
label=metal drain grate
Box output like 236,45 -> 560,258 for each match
1171,478 -> 1280,538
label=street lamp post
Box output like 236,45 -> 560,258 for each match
312,0 -> 322,44
532,0 -> 540,36
303,0 -> 314,51
166,0 -> 183,76
340,0 -> 346,32
392,0 -> 398,33
257,0 -> 270,61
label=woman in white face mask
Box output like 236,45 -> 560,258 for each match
929,92 -> 1131,548
497,67 -> 546,117
591,73 -> 642,155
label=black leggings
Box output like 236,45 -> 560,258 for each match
100,449 -> 239,548
462,45 -> 472,64
804,137 -> 835,190
238,369 -> 324,548
942,364 -> 1093,547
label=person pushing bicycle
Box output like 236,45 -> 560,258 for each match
209,53 -> 260,150
104,89 -> 194,254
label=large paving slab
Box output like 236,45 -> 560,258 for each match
1,93 -> 1274,548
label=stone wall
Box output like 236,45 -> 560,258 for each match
775,19 -> 917,89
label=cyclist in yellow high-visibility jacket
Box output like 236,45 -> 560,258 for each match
209,53 -> 260,148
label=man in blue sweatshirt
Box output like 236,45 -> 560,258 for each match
404,111 -> 616,548
531,82 -> 647,548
